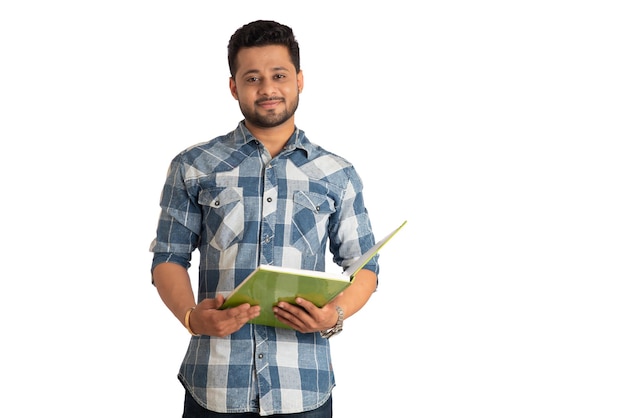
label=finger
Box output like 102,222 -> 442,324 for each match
226,303 -> 260,323
274,303 -> 310,329
198,295 -> 226,310
294,297 -> 317,313
276,301 -> 307,317
273,310 -> 302,331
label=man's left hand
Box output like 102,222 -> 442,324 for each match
273,297 -> 340,333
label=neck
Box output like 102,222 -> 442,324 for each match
245,120 -> 295,157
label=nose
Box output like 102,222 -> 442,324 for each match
257,78 -> 278,97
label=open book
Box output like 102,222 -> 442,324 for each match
220,220 -> 407,329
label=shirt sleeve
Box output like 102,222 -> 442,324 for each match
329,165 -> 379,276
149,154 -> 202,272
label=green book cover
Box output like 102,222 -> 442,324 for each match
220,220 -> 407,329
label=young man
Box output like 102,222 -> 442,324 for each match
150,20 -> 379,417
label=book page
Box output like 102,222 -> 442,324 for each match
344,220 -> 407,278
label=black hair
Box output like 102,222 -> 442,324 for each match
227,20 -> 300,78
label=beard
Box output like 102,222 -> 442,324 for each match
239,95 -> 299,128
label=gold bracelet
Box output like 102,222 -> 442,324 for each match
184,307 -> 200,336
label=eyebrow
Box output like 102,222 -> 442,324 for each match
240,66 -> 291,77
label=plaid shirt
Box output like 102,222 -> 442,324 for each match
150,121 -> 378,415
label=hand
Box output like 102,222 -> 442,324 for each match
273,297 -> 340,333
189,294 -> 261,337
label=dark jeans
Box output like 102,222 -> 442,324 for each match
183,390 -> 332,418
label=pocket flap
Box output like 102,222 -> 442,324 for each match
198,187 -> 243,208
293,191 -> 335,214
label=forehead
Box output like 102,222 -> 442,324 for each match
235,45 -> 295,77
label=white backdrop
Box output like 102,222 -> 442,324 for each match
1,1 -> 625,417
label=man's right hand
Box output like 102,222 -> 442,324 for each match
189,295 -> 261,337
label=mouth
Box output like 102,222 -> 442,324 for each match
257,98 -> 284,109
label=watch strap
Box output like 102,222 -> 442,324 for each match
320,306 -> 344,339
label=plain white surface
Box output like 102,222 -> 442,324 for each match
1,1 -> 624,417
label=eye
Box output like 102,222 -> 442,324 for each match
274,74 -> 286,80
246,76 -> 260,83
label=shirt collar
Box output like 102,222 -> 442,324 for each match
235,120 -> 314,158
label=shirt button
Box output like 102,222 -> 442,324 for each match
267,197 -> 272,203
258,354 -> 263,359
214,200 -> 220,206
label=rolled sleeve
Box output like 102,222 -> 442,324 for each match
150,154 -> 202,274
330,166 -> 379,276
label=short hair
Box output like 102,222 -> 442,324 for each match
227,20 -> 300,78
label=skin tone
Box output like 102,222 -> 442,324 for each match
153,44 -> 377,336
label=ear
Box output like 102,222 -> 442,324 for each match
229,77 -> 238,100
297,70 -> 304,93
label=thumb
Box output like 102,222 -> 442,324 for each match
199,294 -> 225,310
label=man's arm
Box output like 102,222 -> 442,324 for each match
272,268 -> 377,333
328,269 -> 377,319
152,262 -> 261,337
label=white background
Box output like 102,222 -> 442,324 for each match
1,1 -> 625,417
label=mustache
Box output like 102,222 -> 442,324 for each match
256,97 -> 284,104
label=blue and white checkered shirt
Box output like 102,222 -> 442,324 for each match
150,121 -> 378,415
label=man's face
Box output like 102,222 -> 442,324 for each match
230,45 -> 303,129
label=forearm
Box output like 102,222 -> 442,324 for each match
332,269 -> 377,319
152,262 -> 196,325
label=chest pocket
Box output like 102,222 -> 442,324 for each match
198,187 -> 244,251
291,191 -> 336,255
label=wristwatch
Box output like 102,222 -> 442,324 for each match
320,306 -> 344,339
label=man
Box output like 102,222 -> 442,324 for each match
150,20 -> 379,417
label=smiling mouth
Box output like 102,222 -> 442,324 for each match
257,98 -> 284,107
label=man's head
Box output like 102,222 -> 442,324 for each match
227,20 -> 304,132
228,20 -> 300,79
